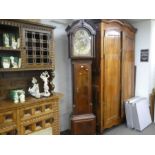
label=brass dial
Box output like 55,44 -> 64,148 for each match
73,29 -> 91,57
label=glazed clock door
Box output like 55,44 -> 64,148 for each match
103,30 -> 122,128
72,29 -> 92,57
72,61 -> 92,115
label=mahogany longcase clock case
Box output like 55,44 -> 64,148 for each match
66,20 -> 96,134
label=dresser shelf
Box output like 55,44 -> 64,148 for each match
0,67 -> 52,72
0,47 -> 22,51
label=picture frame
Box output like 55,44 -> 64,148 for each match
140,49 -> 149,62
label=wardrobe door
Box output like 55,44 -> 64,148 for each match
103,30 -> 122,128
121,30 -> 135,118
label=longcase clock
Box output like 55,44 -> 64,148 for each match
66,20 -> 96,134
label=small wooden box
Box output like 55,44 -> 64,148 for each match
71,114 -> 96,135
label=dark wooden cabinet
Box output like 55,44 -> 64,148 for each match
66,20 -> 96,135
0,20 -> 62,135
92,20 -> 136,133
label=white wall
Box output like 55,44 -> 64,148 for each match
133,20 -> 155,100
132,20 -> 152,98
150,20 -> 155,91
40,20 -> 72,131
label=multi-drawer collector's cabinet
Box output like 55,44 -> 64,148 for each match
92,20 -> 136,133
0,93 -> 62,135
0,20 -> 62,135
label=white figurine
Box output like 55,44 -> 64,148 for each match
4,33 -> 10,47
28,77 -> 41,98
14,92 -> 19,104
40,71 -> 50,97
19,90 -> 25,103
17,38 -> 20,49
2,58 -> 10,68
10,56 -> 18,68
12,37 -> 17,49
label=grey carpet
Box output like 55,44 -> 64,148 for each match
103,123 -> 155,135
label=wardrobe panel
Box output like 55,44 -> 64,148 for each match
103,31 -> 121,128
121,31 -> 135,118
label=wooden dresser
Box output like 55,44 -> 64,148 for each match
0,93 -> 62,135
0,20 -> 62,135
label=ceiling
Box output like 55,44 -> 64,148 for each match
49,19 -> 149,25
125,19 -> 149,24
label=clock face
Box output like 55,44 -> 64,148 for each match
73,29 -> 92,57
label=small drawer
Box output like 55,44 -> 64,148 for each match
1,111 -> 17,124
45,117 -> 54,128
44,104 -> 53,112
21,109 -> 32,119
35,121 -> 43,131
34,106 -> 43,115
23,124 -> 34,135
4,114 -> 13,122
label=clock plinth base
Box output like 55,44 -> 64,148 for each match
71,114 -> 96,135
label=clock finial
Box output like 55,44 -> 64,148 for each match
81,19 -> 85,26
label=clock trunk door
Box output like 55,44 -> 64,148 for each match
72,61 -> 92,115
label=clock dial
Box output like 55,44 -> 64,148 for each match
73,29 -> 91,57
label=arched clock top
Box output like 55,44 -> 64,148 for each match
66,20 -> 96,59
66,20 -> 96,36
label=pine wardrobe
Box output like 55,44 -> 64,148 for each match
92,20 -> 137,133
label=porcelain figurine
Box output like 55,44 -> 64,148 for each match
12,36 -> 17,49
3,33 -> 10,47
19,90 -> 25,103
10,56 -> 18,68
13,92 -> 19,104
12,41 -> 17,49
2,57 -> 10,68
40,71 -> 50,97
17,38 -> 20,48
28,77 -> 41,98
